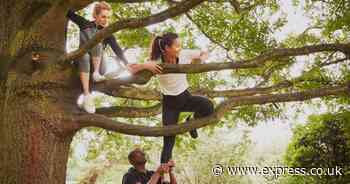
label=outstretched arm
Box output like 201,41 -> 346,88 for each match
104,36 -> 129,65
127,61 -> 163,74
66,9 -> 90,29
190,50 -> 209,64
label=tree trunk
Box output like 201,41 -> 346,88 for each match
0,1 -> 79,183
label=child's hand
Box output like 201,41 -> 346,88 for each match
126,64 -> 138,74
199,50 -> 209,61
167,160 -> 175,168
156,163 -> 170,174
167,160 -> 175,172
144,62 -> 163,74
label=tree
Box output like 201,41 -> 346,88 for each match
281,110 -> 350,184
1,0 -> 350,183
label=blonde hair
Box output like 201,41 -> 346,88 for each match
93,1 -> 112,18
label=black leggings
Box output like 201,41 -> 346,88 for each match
160,89 -> 214,163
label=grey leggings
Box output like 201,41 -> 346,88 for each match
76,54 -> 107,75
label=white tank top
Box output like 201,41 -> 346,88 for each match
158,49 -> 201,95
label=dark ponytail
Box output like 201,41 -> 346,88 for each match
150,36 -> 163,61
150,32 -> 178,61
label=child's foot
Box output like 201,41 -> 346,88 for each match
82,94 -> 95,113
186,116 -> 198,139
77,94 -> 84,109
93,72 -> 106,82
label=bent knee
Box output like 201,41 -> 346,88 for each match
199,98 -> 214,114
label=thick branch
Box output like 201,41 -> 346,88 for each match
68,0 -> 94,10
95,43 -> 350,92
103,80 -> 291,100
69,0 -> 154,10
72,84 -> 349,136
21,2 -> 53,29
109,86 -> 161,100
105,0 -> 155,3
95,103 -> 161,117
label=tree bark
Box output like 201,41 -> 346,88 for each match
0,1 -> 78,183
1,0 -> 350,183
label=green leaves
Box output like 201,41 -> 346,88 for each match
230,103 -> 286,126
302,0 -> 350,40
65,1 -> 350,182
189,1 -> 277,58
283,110 -> 350,183
116,28 -> 152,48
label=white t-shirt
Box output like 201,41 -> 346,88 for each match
158,49 -> 201,95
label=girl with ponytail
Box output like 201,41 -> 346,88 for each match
149,32 -> 214,165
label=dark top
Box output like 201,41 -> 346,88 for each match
122,167 -> 162,184
66,10 -> 128,65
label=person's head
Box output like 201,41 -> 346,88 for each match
150,32 -> 181,62
128,148 -> 147,167
93,1 -> 112,27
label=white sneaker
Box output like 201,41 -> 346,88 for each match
77,94 -> 85,109
93,72 -> 106,82
82,94 -> 95,113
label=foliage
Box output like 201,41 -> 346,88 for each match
66,0 -> 350,183
280,110 -> 350,184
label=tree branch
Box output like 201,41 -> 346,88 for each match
108,86 -> 161,100
69,0 -> 155,10
68,0 -> 94,10
319,57 -> 349,67
72,84 -> 349,136
94,42 -> 350,92
229,0 -> 241,13
61,0 -> 206,62
95,103 -> 162,117
105,0 -> 155,3
102,80 -> 292,100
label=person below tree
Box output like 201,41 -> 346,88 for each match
122,148 -> 177,184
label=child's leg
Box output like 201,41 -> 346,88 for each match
99,54 -> 107,75
90,43 -> 105,82
78,54 -> 91,95
92,56 -> 101,74
77,53 -> 95,113
92,56 -> 106,82
91,43 -> 103,73
182,94 -> 214,118
181,93 -> 214,137
161,108 -> 180,164
80,73 -> 90,96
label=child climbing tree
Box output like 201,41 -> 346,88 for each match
0,0 -> 350,183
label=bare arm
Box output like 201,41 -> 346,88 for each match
167,161 -> 177,184
147,165 -> 167,184
147,172 -> 161,184
127,61 -> 163,74
169,171 -> 177,184
126,64 -> 145,74
190,50 -> 209,64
